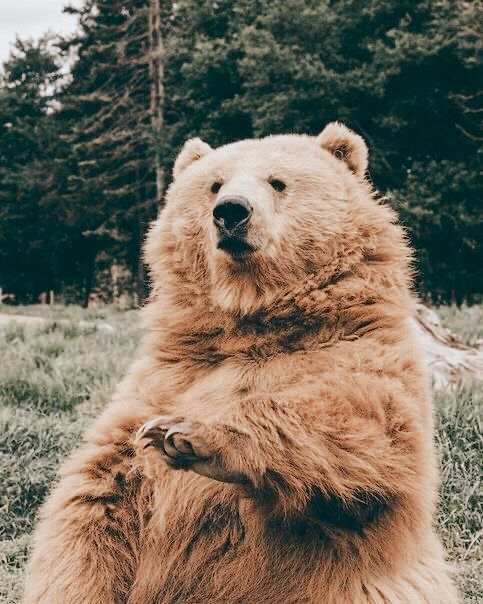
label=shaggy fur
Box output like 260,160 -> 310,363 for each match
25,123 -> 458,603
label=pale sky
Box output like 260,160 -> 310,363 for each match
0,0 -> 82,65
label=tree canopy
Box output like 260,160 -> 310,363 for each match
0,0 -> 481,304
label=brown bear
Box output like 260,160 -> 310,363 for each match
25,123 -> 458,603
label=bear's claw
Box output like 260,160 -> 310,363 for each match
134,415 -> 183,443
135,416 -> 248,484
135,416 -> 211,468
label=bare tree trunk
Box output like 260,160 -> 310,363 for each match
413,304 -> 483,389
148,0 -> 165,204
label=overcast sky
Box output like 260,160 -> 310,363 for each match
0,0 -> 81,65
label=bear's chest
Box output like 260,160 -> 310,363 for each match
167,349 -> 323,421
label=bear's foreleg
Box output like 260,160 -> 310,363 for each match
136,376 -> 432,521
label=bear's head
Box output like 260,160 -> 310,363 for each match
145,123 -> 407,315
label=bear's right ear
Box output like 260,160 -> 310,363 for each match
173,137 -> 212,179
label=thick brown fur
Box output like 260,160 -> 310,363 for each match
25,123 -> 458,603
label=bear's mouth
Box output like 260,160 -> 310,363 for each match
217,235 -> 255,259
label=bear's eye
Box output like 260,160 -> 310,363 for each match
269,179 -> 286,192
210,181 -> 222,194
334,148 -> 346,159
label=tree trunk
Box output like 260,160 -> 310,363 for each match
413,304 -> 483,389
148,0 -> 165,204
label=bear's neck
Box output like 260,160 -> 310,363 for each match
142,230 -> 414,362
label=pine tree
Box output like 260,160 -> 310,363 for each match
0,37 -> 64,300
59,0 -> 171,303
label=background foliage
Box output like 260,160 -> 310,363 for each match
0,0 -> 481,303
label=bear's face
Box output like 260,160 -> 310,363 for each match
147,123 -> 371,313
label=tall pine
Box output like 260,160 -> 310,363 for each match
0,37 -> 65,300
59,0 -> 169,303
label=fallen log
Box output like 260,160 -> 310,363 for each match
412,304 -> 483,389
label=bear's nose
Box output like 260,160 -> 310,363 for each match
213,197 -> 252,232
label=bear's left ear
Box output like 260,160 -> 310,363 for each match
173,137 -> 212,180
317,122 -> 368,178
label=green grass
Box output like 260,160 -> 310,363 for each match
435,384 -> 482,601
0,305 -> 481,602
0,306 -> 140,602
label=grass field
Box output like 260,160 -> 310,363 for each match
0,305 -> 481,602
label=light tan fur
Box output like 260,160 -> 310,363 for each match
25,123 -> 458,603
